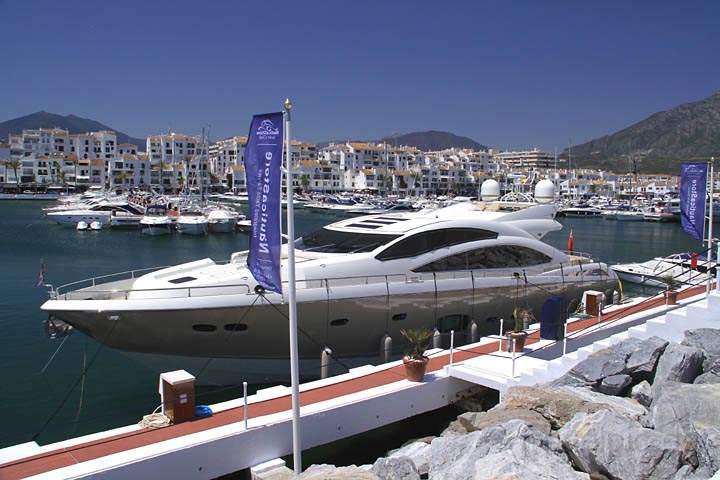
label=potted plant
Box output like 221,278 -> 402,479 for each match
661,275 -> 681,305
401,329 -> 433,382
506,307 -> 530,353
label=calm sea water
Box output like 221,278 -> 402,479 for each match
0,201 -> 709,448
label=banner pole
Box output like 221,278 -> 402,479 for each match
284,98 -> 302,474
708,158 -> 715,295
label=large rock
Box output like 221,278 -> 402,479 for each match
631,380 -> 653,407
626,336 -> 670,377
552,337 -> 668,388
653,344 -> 704,394
502,386 -> 646,429
682,329 -> 720,371
457,406 -> 551,435
559,410 -> 683,480
472,439 -> 588,480
300,464 -> 379,479
652,382 -> 720,472
598,374 -> 633,396
427,420 -> 566,480
694,357 -> 720,384
371,456 -> 419,480
387,442 -> 430,476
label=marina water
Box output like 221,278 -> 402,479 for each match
0,200 -> 709,447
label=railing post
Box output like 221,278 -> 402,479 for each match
563,322 -> 568,356
511,334 -> 516,378
498,318 -> 504,353
243,381 -> 248,430
449,330 -> 455,366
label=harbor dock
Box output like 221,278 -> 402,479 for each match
1,282 -> 715,480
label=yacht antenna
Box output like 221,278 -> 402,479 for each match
283,98 -> 302,474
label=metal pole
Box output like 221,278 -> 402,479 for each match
284,98 -> 302,475
511,333 -> 516,378
243,381 -> 248,430
498,318 -> 504,353
563,323 -> 568,356
708,158 -> 715,296
449,330 -> 455,366
716,241 -> 720,293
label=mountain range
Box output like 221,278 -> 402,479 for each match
0,111 -> 146,150
380,130 -> 487,151
567,91 -> 720,173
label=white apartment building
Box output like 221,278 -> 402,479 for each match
494,148 -> 558,169
147,133 -> 208,191
7,128 -> 123,187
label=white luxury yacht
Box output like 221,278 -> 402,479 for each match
140,205 -> 173,236
176,207 -> 209,235
46,201 -> 145,226
206,206 -> 240,233
41,181 -> 617,384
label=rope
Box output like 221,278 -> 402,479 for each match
138,413 -> 171,429
32,318 -> 120,441
192,294 -> 261,382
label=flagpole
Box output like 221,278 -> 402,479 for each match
708,158 -> 715,295
283,98 -> 302,474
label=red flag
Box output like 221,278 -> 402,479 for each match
691,252 -> 699,270
567,229 -> 574,254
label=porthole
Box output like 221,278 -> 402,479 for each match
392,313 -> 407,321
330,318 -> 349,327
192,324 -> 216,332
224,323 -> 248,332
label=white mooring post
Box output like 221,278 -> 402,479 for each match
563,322 -> 568,356
320,347 -> 332,379
511,334 -> 516,378
498,318 -> 504,353
283,98 -> 302,475
243,381 -> 248,430
449,330 -> 455,366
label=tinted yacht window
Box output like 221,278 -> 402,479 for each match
413,245 -> 552,272
376,228 -> 497,261
296,228 -> 400,254
466,245 -> 551,269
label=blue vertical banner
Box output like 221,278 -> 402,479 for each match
245,112 -> 284,293
680,162 -> 708,241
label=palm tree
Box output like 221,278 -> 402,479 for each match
153,158 -> 168,193
6,159 -> 20,185
300,174 -> 311,192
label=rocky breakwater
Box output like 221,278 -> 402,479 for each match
293,329 -> 720,479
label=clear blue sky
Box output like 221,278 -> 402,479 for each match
1,0 -> 718,149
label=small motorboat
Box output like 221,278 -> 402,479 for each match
206,208 -> 239,233
176,209 -> 209,236
76,221 -> 89,231
89,221 -> 103,231
141,205 -> 173,236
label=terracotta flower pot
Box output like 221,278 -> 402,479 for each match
403,356 -> 429,382
507,331 -> 528,353
665,290 -> 678,305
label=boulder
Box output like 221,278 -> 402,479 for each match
427,420 -> 566,480
694,358 -> 720,384
682,329 -> 720,371
565,346 -> 628,385
652,383 -> 720,472
631,380 -> 653,407
388,442 -> 430,476
626,336 -> 670,377
457,406 -> 551,435
439,419 -> 468,437
300,464 -> 379,480
371,456 -> 419,480
559,410 -> 683,480
501,386 -> 646,429
472,439 -> 588,480
598,374 -> 633,396
653,344 -> 704,394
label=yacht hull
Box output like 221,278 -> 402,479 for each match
141,225 -> 172,236
44,275 -> 615,383
208,220 -> 235,233
176,221 -> 208,235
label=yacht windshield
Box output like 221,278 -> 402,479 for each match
296,228 -> 400,254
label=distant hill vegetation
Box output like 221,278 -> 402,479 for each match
381,130 -> 487,151
568,91 -> 720,173
0,111 -> 145,150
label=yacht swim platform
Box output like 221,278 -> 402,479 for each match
1,283 -> 715,480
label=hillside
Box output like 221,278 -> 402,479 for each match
568,91 -> 720,173
381,130 -> 487,151
0,111 -> 145,150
